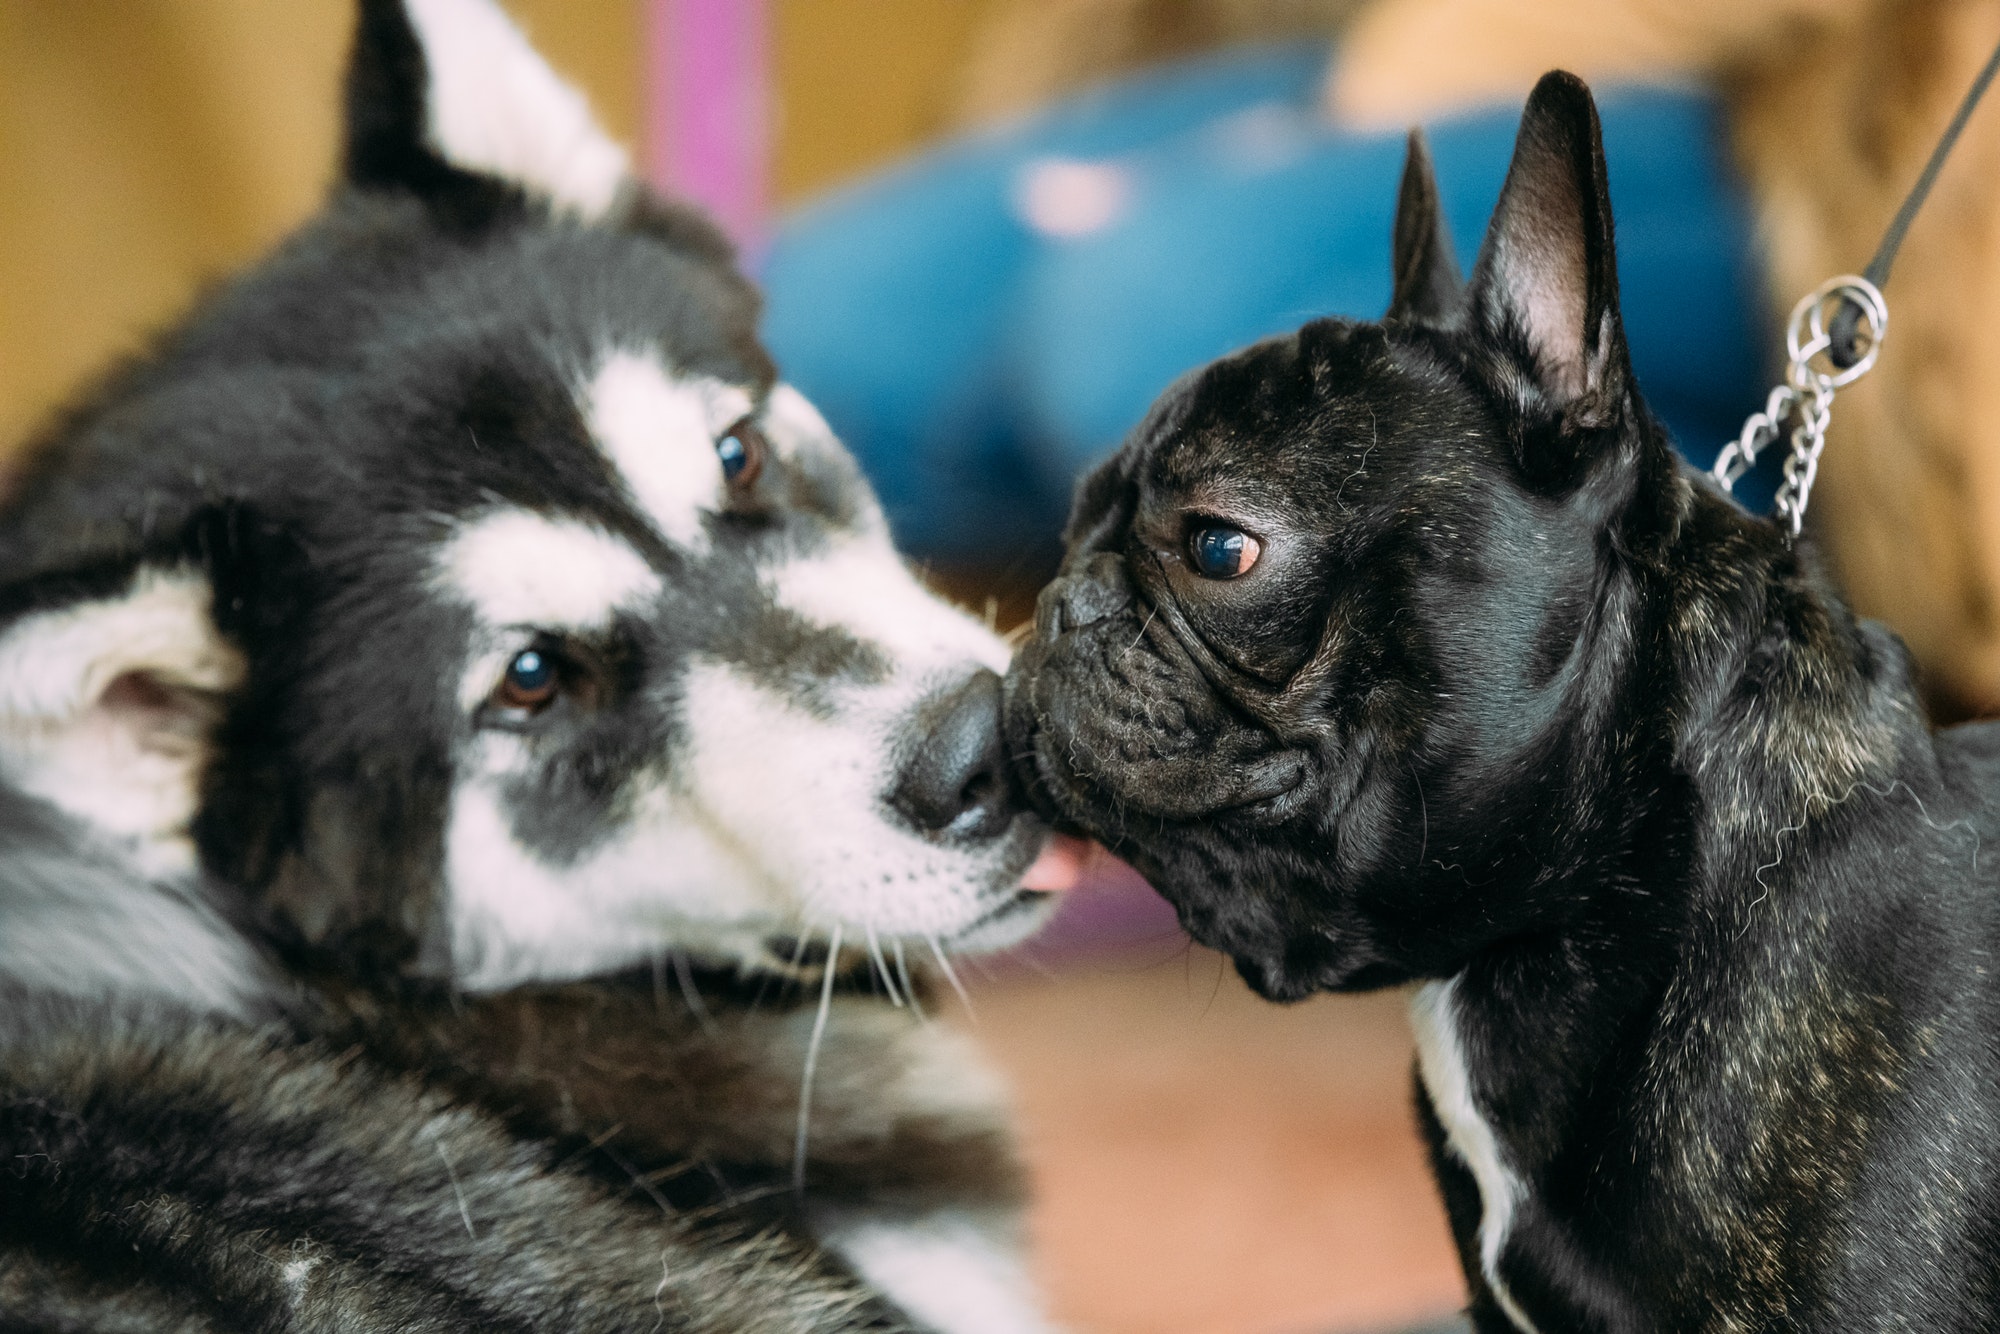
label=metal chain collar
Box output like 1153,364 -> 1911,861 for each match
1710,275 -> 1888,538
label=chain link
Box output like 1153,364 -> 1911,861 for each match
1710,275 -> 1887,538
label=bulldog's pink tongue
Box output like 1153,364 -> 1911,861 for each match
1019,833 -> 1098,892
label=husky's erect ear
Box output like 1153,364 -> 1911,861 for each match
0,566 -> 243,877
1386,129 -> 1462,325
345,0 -> 631,220
1467,71 -> 1631,428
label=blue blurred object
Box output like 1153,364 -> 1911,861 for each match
760,44 -> 1773,567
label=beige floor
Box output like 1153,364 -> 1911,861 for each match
954,944 -> 1469,1334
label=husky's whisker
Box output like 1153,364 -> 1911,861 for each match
649,951 -> 669,1020
792,924 -> 842,1197
424,1126 -> 477,1241
671,952 -> 716,1034
927,934 -> 974,1017
863,923 -> 903,1007
1025,956 -> 1060,980
892,937 -> 925,1020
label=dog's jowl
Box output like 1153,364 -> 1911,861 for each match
1009,69 -> 2000,1333
0,2 -> 1063,1330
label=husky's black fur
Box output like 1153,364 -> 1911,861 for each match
0,768 -> 924,1329
0,1002 -> 889,1334
1008,71 -> 2000,1332
0,2 -> 1044,1328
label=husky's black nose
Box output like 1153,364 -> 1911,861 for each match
892,669 -> 1013,841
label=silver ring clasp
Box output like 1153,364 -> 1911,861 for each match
1786,275 -> 1888,390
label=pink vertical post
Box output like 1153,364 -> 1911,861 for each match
646,0 -> 770,250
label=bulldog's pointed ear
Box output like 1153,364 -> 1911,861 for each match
1468,72 -> 1630,423
345,0 -> 631,220
1386,130 -> 1462,324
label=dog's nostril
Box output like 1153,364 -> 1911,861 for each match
1036,568 -> 1133,640
891,669 -> 1014,841
1035,584 -> 1071,639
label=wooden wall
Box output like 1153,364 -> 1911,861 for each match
0,0 -> 984,452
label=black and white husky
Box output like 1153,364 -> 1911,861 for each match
0,2 -> 1071,1329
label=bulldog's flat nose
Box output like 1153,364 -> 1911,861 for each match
1034,554 -> 1133,639
891,669 -> 1012,840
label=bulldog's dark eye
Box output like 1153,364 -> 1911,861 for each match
716,417 -> 766,488
1189,525 -> 1261,580
493,647 -> 559,713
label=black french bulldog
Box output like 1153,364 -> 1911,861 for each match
1005,71 -> 2000,1333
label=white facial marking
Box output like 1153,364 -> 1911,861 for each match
759,381 -> 895,536
678,659 -> 1025,939
581,350 -> 754,553
442,613 -> 1040,988
444,774 -> 778,991
771,531 -> 1010,678
0,567 -> 243,875
818,1211 -> 1055,1334
436,509 -> 658,633
433,388 -> 1049,986
760,383 -> 837,462
403,0 -> 630,218
1411,977 -> 1541,1334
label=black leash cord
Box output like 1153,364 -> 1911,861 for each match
1830,32 -> 2000,367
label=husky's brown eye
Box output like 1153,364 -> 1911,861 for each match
716,417 -> 766,489
1189,525 -> 1261,579
493,647 -> 559,712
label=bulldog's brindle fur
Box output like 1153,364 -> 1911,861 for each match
1008,70 -> 2000,1332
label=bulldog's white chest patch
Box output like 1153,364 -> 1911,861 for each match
1410,977 -> 1541,1334
580,349 -> 753,554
